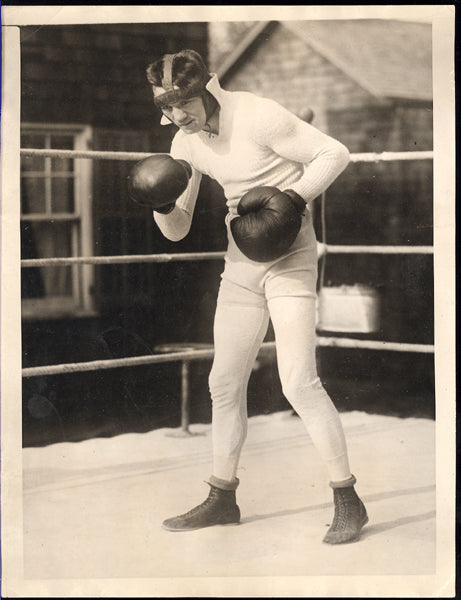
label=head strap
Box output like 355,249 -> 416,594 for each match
153,82 -> 205,108
161,53 -> 175,91
152,50 -> 214,115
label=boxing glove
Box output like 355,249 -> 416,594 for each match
230,186 -> 306,262
127,154 -> 192,213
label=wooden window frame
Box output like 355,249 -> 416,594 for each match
21,123 -> 96,320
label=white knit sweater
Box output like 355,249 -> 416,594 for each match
154,75 -> 350,242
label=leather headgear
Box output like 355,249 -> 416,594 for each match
151,50 -> 211,110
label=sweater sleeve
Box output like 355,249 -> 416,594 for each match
252,98 -> 350,204
153,132 -> 202,241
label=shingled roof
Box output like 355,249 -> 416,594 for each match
217,19 -> 432,102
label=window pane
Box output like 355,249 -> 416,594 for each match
21,133 -> 45,171
21,221 -> 73,298
21,134 -> 45,148
22,265 -> 72,299
30,220 -> 72,257
21,177 -> 46,214
50,134 -> 74,148
50,135 -> 74,172
51,177 -> 74,213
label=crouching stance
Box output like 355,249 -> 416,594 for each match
129,49 -> 368,544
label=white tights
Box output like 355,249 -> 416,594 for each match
209,282 -> 352,484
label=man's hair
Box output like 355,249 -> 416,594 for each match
146,49 -> 211,101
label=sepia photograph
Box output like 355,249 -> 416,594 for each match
0,4 -> 455,598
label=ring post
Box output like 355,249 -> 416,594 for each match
154,343 -> 211,438
180,359 -> 190,433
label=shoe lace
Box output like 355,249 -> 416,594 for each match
329,489 -> 360,531
179,491 -> 215,519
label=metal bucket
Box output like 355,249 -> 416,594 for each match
317,285 -> 380,333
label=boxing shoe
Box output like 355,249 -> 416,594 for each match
323,475 -> 368,544
162,477 -> 240,531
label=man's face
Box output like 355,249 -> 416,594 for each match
161,96 -> 207,134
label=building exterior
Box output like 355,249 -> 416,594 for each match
211,20 -> 432,145
208,19 -> 434,415
20,23 -> 222,446
210,19 -> 433,246
20,23 -> 209,319
20,21 -> 434,447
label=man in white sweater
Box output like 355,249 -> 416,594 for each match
131,49 -> 368,544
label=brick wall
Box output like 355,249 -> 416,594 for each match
218,23 -> 433,154
207,22 -> 254,72
219,22 -> 434,351
221,22 -> 380,134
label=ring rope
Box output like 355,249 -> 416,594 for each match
321,244 -> 433,255
317,338 -> 434,353
20,147 -> 434,376
20,245 -> 433,268
21,252 -> 226,268
20,148 -> 433,163
349,150 -> 433,163
20,148 -> 154,161
21,338 -> 434,378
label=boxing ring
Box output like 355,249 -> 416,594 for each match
20,147 -> 434,431
19,147 -> 437,583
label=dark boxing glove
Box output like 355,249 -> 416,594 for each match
230,186 -> 306,262
127,154 -> 192,213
